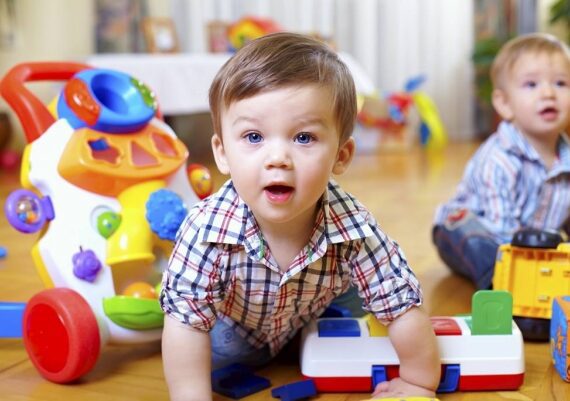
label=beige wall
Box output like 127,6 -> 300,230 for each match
0,0 -> 96,150
0,0 -> 567,151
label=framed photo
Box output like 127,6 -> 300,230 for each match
206,20 -> 230,53
96,0 -> 148,53
141,17 -> 179,53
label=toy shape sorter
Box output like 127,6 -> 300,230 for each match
300,290 -> 524,393
0,62 -> 212,383
551,295 -> 570,381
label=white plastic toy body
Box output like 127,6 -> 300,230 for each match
1,62 -> 212,382
301,291 -> 524,394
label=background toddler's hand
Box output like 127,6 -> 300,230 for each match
371,377 -> 436,399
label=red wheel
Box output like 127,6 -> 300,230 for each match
23,288 -> 101,383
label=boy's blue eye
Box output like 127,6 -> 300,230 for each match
295,132 -> 313,144
555,80 -> 568,88
523,81 -> 537,89
245,132 -> 262,143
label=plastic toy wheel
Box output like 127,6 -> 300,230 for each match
514,316 -> 550,342
23,288 -> 101,383
511,228 -> 562,249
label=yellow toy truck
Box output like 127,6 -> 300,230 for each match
493,228 -> 569,341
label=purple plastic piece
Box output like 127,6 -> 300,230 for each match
72,248 -> 102,282
4,189 -> 54,233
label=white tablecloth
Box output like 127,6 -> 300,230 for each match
86,53 -> 376,116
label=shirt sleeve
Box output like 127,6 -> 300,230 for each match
159,205 -> 223,332
350,219 -> 423,324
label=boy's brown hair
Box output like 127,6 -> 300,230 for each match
209,32 -> 356,143
490,32 -> 570,90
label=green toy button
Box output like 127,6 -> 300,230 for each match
471,290 -> 513,335
103,295 -> 164,330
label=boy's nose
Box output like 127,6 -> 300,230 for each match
264,144 -> 292,169
541,83 -> 556,98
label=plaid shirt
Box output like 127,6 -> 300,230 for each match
161,179 -> 422,355
434,121 -> 570,243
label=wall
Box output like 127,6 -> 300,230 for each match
0,0 -> 95,150
0,0 -> 566,151
174,0 -> 475,142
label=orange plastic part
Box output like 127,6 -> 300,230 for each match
123,282 -> 157,299
23,288 -> 101,383
64,78 -> 100,126
187,163 -> 213,199
57,125 -> 188,197
0,62 -> 90,143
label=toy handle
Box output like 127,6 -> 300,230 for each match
0,62 -> 90,143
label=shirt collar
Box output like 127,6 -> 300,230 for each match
496,121 -> 570,175
496,121 -> 542,162
198,179 -> 373,251
551,133 -> 570,176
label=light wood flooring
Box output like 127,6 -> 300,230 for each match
0,142 -> 568,400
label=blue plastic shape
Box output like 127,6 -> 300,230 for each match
320,303 -> 352,318
0,246 -> 6,258
371,365 -> 387,389
211,363 -> 271,399
146,189 -> 187,241
57,68 -> 155,133
436,364 -> 460,393
0,302 -> 25,338
318,318 -> 360,337
271,378 -> 317,401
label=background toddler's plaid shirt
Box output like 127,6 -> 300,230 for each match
161,179 -> 422,355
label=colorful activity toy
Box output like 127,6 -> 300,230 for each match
300,290 -> 524,393
0,62 -> 212,383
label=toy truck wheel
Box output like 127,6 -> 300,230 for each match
511,228 -> 562,249
514,316 -> 550,342
23,288 -> 101,383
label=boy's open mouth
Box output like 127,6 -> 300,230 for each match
539,107 -> 558,120
264,185 -> 294,202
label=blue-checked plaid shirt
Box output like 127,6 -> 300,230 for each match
161,179 -> 422,355
434,121 -> 570,243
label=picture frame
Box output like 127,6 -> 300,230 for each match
206,20 -> 230,53
141,17 -> 179,53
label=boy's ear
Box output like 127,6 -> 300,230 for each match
333,137 -> 355,175
211,134 -> 230,175
492,89 -> 514,121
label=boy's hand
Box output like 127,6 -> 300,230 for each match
371,377 -> 436,398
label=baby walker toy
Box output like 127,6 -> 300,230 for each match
0,62 -> 212,383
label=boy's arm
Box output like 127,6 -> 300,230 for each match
162,315 -> 213,401
372,306 -> 440,397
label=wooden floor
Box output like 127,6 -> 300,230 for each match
0,141 -> 568,401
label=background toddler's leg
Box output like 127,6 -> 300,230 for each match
432,211 -> 499,289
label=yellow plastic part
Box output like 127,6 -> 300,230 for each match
106,180 -> 165,267
493,243 -> 570,319
362,397 -> 439,401
365,314 -> 389,337
412,91 -> 447,150
47,95 -> 59,118
19,144 -> 35,191
31,242 -> 55,288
